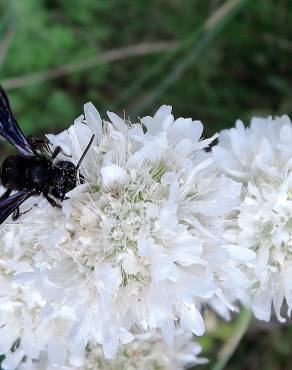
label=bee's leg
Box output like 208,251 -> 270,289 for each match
45,194 -> 62,208
49,146 -> 73,160
0,189 -> 11,200
28,136 -> 72,158
12,207 -> 20,221
60,192 -> 71,201
27,135 -> 50,151
50,146 -> 61,163
60,191 -> 67,202
79,173 -> 85,184
14,204 -> 38,221
10,338 -> 21,352
27,135 -> 49,146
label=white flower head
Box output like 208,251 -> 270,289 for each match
213,115 -> 292,322
2,104 -> 245,365
0,202 -> 86,370
27,330 -> 207,370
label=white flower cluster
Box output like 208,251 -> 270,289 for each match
1,102 -> 291,370
213,115 -> 292,322
25,331 -> 207,370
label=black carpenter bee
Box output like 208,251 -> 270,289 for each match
0,86 -> 94,224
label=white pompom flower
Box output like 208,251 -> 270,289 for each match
25,330 -> 207,370
0,208 -> 75,370
3,104 -> 248,365
213,115 -> 292,322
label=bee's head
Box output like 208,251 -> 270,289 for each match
49,136 -> 94,200
56,160 -> 76,173
51,161 -> 77,200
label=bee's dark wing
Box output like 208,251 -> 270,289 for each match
0,191 -> 33,224
0,86 -> 34,156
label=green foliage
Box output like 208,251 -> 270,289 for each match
200,319 -> 292,370
0,0 -> 290,140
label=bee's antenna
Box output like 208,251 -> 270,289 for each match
76,135 -> 95,170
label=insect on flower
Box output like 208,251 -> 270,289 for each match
0,86 -> 94,224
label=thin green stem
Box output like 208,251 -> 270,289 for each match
2,41 -> 178,90
211,308 -> 252,370
133,0 -> 250,116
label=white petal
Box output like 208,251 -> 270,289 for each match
102,327 -> 119,359
100,164 -> 128,188
148,283 -> 172,329
2,350 -> 25,370
84,102 -> 103,142
180,303 -> 205,336
252,290 -> 272,321
151,252 -> 180,282
154,105 -> 172,119
48,337 -> 67,367
224,245 -> 256,262
168,118 -> 203,144
107,111 -> 126,131
119,328 -> 135,344
119,250 -> 140,275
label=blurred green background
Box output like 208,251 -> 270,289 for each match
0,0 -> 292,369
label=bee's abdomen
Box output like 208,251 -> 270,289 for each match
26,163 -> 49,190
0,155 -> 25,190
0,155 -> 50,192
